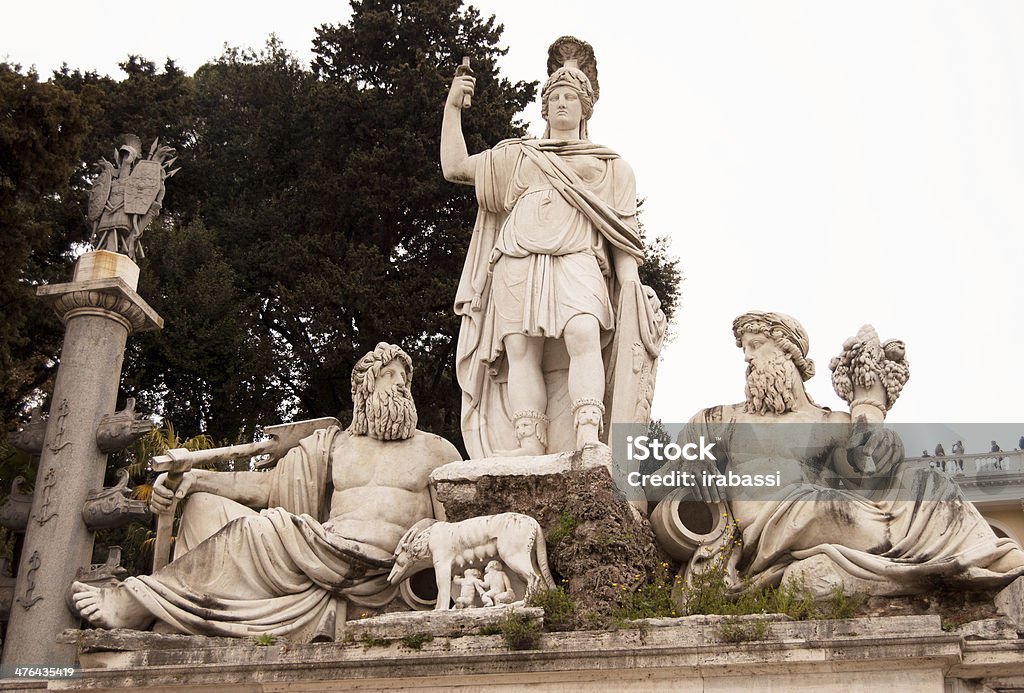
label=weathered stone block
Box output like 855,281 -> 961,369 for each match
431,444 -> 668,624
72,250 -> 140,290
344,606 -> 544,640
994,576 -> 1024,630
955,618 -> 1018,640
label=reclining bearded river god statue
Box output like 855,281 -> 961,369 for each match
71,343 -> 461,640
443,36 -> 666,458
648,312 -> 1024,601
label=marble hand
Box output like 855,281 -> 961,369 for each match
447,74 -> 475,110
150,470 -> 196,514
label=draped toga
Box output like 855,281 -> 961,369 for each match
114,427 -> 399,641
454,138 -> 664,457
675,408 -> 1024,592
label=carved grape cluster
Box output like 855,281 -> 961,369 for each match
829,326 -> 910,409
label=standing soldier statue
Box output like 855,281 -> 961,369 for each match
88,134 -> 178,261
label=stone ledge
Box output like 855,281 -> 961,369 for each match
345,606 -> 543,640
952,639 -> 1024,680
430,443 -> 611,484
956,618 -> 1018,641
36,277 -> 163,333
30,615 -> 1000,692
56,628 -> 250,653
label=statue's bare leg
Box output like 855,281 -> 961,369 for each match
564,314 -> 605,447
497,334 -> 547,456
71,581 -> 154,630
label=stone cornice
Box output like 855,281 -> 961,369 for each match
36,277 -> 163,335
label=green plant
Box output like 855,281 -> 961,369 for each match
612,562 -> 678,621
254,633 -> 275,646
679,561 -> 732,616
680,562 -> 862,622
360,635 -> 389,650
401,632 -> 433,650
716,616 -> 768,643
500,611 -> 541,651
820,585 -> 861,620
547,510 -> 578,545
527,585 -> 576,631
479,625 -> 503,636
758,580 -> 817,620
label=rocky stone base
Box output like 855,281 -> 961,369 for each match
430,444 -> 669,625
27,614 -> 1024,692
995,575 -> 1024,629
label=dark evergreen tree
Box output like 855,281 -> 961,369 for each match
124,3 -> 537,446
4,1 -> 681,455
0,64 -> 92,436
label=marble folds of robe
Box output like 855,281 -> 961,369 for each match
454,138 -> 662,458
672,409 -> 1024,592
117,427 -> 396,640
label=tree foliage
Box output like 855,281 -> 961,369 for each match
1,0 -> 682,459
126,1 -> 540,445
0,63 -> 91,436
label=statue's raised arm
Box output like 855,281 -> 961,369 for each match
440,63 -> 476,185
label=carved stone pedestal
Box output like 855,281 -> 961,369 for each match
430,445 -> 668,625
1,253 -> 161,667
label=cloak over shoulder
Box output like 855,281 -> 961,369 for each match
455,139 -> 663,457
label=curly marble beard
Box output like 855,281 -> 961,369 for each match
365,384 -> 418,441
744,351 -> 797,416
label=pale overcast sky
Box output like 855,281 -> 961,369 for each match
4,1 -> 1023,452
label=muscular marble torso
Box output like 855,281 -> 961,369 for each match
326,432 -> 459,555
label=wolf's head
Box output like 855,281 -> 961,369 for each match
387,518 -> 436,584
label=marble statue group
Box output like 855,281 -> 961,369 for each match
73,343 -> 461,638
63,36 -> 1024,641
652,312 -> 1024,598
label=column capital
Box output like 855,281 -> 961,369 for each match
37,277 -> 163,334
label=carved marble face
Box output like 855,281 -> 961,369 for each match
375,358 -> 409,390
740,332 -> 785,366
365,358 -> 417,440
545,86 -> 583,135
741,332 -> 797,416
514,418 -> 536,441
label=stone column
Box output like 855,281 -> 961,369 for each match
2,251 -> 161,667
